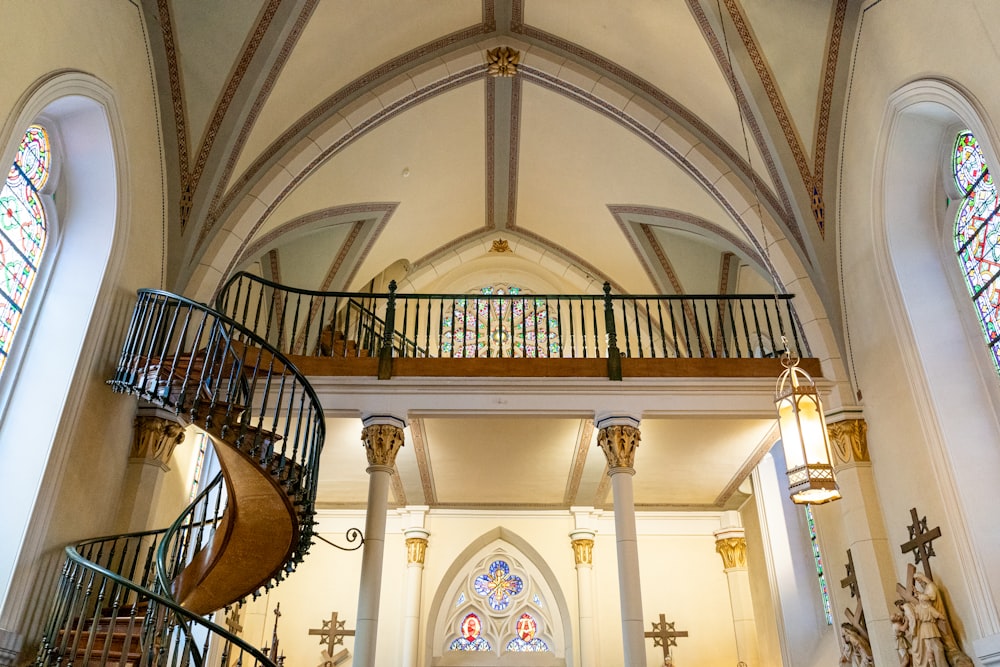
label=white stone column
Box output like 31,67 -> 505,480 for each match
401,515 -> 429,667
827,415 -> 899,666
119,411 -> 187,531
354,415 -> 406,667
714,512 -> 760,667
570,527 -> 598,667
596,415 -> 645,667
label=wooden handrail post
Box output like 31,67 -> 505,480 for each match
604,282 -> 622,381
378,280 -> 397,380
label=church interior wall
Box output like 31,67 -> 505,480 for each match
0,0 -> 166,644
836,0 -> 1000,655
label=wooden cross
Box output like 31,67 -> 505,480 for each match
839,549 -> 866,631
644,613 -> 688,661
224,605 -> 244,635
221,605 -> 244,667
899,507 -> 941,579
309,611 -> 356,648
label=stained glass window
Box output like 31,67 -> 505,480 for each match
953,131 -> 1000,370
506,613 -> 550,652
449,613 -> 491,651
805,505 -> 833,625
446,550 -> 554,655
189,432 -> 209,501
474,559 -> 523,611
440,284 -> 560,358
0,125 -> 51,377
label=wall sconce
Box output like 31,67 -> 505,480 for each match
775,346 -> 841,504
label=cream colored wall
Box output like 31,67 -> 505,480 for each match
237,510 -> 742,667
0,0 -> 165,648
837,0 -> 1000,659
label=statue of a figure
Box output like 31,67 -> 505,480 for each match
840,624 -> 874,667
895,571 -> 974,667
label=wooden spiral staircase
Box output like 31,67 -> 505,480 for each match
33,290 -> 326,667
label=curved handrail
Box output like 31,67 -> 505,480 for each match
34,528 -> 274,667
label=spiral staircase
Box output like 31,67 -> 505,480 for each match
33,290 -> 326,667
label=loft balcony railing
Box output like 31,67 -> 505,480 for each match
217,272 -> 807,380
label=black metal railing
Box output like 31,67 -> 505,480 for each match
34,526 -> 273,667
216,272 -> 806,379
34,290 -> 328,667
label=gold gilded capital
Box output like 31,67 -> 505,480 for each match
406,537 -> 428,565
715,536 -> 748,570
362,423 -> 405,467
598,424 -> 640,469
828,418 -> 870,465
132,416 -> 185,469
571,538 -> 594,566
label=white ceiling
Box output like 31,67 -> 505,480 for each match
151,0 -> 850,511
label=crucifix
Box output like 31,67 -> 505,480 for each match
644,613 -> 688,663
309,611 -> 356,649
221,605 -> 244,667
839,548 -> 866,631
262,603 -> 286,666
900,506 -> 941,578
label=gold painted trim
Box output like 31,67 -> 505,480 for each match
715,536 -> 748,569
406,536 -> 428,564
598,424 -> 640,469
571,538 -> 594,566
361,423 -> 405,467
828,418 -> 869,465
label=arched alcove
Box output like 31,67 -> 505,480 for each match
0,72 -> 128,635
425,527 -> 573,667
860,78 -> 1000,638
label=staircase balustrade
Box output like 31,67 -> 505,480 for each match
35,289 -> 326,667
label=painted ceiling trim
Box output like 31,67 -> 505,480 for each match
410,417 -> 437,505
200,18 -> 498,252
512,0 -> 796,235
523,67 -> 797,281
209,68 -> 485,290
717,0 -> 851,236
562,420 -> 594,506
713,422 -> 778,506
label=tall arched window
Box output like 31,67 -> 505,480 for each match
0,125 -> 51,377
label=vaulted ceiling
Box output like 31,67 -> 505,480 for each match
145,0 -> 854,508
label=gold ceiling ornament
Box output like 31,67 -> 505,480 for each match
486,47 -> 520,77
489,237 -> 512,253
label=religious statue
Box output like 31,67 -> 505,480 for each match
839,623 -> 874,667
894,569 -> 974,667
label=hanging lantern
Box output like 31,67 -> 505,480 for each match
774,348 -> 841,504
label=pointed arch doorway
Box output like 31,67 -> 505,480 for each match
425,527 -> 573,667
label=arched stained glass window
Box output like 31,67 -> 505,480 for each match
446,551 -> 553,655
440,283 -> 560,358
0,125 -> 51,377
953,131 -> 1000,370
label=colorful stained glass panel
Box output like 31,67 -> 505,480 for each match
959,225 -> 1000,295
805,505 -> 833,625
473,559 -> 523,611
505,613 -> 549,652
955,177 -> 999,250
0,125 -> 49,377
955,132 -> 988,194
449,613 -> 491,651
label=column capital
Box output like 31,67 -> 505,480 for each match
361,418 -> 406,468
597,421 -> 640,470
827,417 -> 870,466
132,415 -> 186,470
714,535 -> 748,570
571,537 -> 594,566
405,535 -> 428,565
